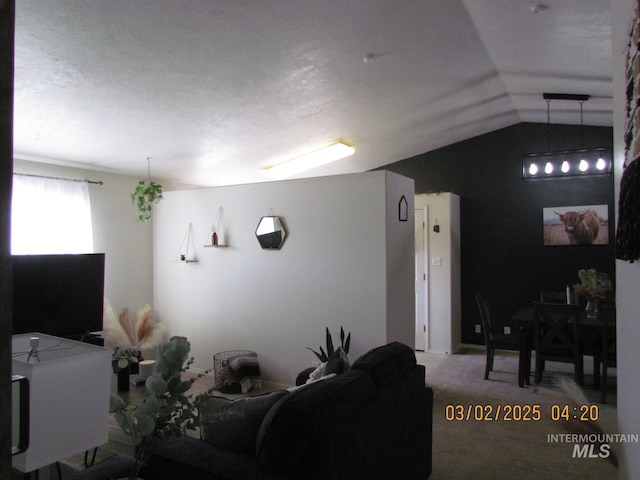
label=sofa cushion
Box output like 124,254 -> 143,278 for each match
255,369 -> 375,475
351,342 -> 416,390
144,435 -> 278,480
199,390 -> 289,454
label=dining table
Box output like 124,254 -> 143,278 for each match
510,305 -> 613,389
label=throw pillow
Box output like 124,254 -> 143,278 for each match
287,373 -> 336,392
199,390 -> 289,454
305,362 -> 326,383
325,347 -> 350,375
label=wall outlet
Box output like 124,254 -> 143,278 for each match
475,324 -> 481,334
504,326 -> 511,335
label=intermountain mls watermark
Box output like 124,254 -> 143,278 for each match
548,433 -> 639,459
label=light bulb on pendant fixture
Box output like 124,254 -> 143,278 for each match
544,162 -> 553,174
596,157 -> 606,171
561,160 -> 570,173
579,159 -> 589,172
528,163 -> 538,176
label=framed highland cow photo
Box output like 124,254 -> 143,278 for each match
543,204 -> 609,246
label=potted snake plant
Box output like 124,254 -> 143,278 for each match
307,326 -> 351,362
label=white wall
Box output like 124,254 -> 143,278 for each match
13,159 -> 154,315
612,1 -> 640,478
153,171 -> 415,386
385,175 -> 415,343
415,193 -> 461,354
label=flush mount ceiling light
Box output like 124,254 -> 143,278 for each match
522,93 -> 612,180
263,142 -> 355,179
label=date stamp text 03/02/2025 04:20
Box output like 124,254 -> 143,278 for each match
444,403 -> 599,422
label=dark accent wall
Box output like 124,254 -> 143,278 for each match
379,122 -> 615,345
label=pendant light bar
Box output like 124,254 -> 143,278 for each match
542,93 -> 590,102
522,148 -> 611,180
523,93 -> 609,180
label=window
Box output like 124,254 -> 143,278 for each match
11,174 -> 94,254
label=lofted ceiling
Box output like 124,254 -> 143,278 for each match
13,0 -> 613,188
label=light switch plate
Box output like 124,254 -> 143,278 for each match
431,256 -> 442,266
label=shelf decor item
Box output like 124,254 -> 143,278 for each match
204,207 -> 228,248
177,223 -> 198,263
131,157 -> 163,222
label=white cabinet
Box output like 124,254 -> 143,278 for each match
12,333 -> 112,473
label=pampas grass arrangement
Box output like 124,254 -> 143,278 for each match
103,300 -> 168,353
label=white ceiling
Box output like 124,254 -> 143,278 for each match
13,0 -> 613,188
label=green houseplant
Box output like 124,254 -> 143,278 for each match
573,269 -> 613,300
131,179 -> 163,222
131,157 -> 163,222
307,326 -> 351,363
573,269 -> 613,319
109,336 -> 211,479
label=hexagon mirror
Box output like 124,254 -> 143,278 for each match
256,216 -> 287,250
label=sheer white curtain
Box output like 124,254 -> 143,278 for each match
11,175 -> 94,254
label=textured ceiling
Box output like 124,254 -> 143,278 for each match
13,1 -> 613,187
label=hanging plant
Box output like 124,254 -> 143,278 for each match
131,157 -> 163,222
131,180 -> 163,222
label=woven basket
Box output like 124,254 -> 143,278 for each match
213,350 -> 256,390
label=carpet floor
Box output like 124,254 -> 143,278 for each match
14,348 -> 621,480
424,348 -> 620,480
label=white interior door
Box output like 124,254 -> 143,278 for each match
415,206 -> 428,351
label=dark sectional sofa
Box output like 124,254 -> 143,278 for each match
141,342 -> 433,480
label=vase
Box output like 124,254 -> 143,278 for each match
130,352 -> 142,374
117,366 -> 130,392
585,299 -> 599,319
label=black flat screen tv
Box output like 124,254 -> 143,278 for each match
12,253 -> 105,338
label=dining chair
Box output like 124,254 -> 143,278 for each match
533,302 -> 583,386
539,290 -> 568,304
475,293 -> 520,380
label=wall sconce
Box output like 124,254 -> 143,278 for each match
522,147 -> 611,180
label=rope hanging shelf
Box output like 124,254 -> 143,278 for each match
204,207 -> 228,248
176,223 -> 198,263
